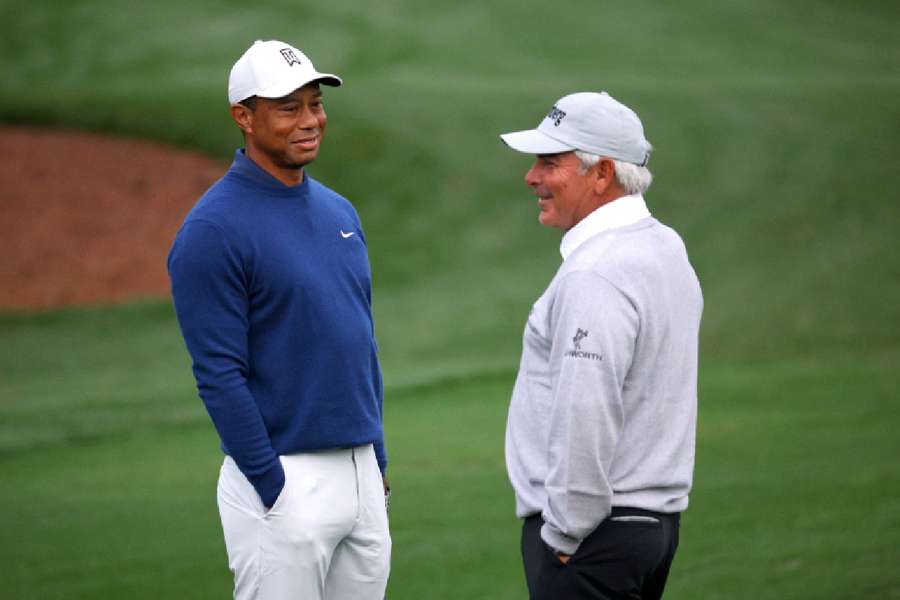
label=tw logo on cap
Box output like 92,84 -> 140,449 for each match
547,105 -> 567,127
280,48 -> 302,66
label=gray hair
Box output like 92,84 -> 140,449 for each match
574,149 -> 653,195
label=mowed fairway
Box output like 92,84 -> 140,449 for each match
2,0 -> 899,598
1,306 -> 898,598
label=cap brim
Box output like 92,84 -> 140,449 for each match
310,74 -> 342,87
499,129 -> 574,155
254,73 -> 343,99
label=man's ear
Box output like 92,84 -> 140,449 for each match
230,104 -> 254,134
593,158 -> 616,195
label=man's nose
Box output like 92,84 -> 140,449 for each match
296,107 -> 319,130
524,163 -> 540,187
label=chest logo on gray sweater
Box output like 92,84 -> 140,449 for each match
573,328 -> 588,350
565,328 -> 602,361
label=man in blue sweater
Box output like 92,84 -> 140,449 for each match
168,40 -> 390,599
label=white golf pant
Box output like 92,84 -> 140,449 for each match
217,445 -> 391,600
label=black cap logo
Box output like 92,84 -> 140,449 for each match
280,48 -> 301,66
547,105 -> 567,127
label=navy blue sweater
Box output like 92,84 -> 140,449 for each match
168,150 -> 385,508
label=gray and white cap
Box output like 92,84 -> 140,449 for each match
500,92 -> 651,166
228,40 -> 342,105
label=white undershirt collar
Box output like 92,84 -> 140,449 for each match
560,194 -> 651,260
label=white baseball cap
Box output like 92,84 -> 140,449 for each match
228,40 -> 342,105
500,92 -> 651,166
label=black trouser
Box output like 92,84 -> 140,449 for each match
521,508 -> 680,600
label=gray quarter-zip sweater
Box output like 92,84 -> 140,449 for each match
505,215 -> 703,555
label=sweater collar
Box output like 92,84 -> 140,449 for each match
560,194 -> 651,260
228,149 -> 311,195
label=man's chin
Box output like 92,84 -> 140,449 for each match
279,155 -> 316,170
538,212 -> 556,228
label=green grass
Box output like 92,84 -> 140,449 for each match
1,363 -> 897,598
2,0 -> 899,597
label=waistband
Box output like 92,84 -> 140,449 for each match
525,507 -> 680,524
611,507 -> 679,522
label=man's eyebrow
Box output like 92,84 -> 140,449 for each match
271,96 -> 297,105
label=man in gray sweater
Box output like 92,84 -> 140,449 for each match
500,92 -> 703,600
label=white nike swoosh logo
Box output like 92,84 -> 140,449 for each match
340,230 -> 355,238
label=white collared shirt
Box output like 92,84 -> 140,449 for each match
560,194 -> 651,260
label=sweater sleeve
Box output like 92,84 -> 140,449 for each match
373,365 -> 387,475
168,220 -> 285,508
540,270 -> 638,555
359,216 -> 388,476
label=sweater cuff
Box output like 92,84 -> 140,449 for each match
540,521 -> 582,556
374,439 -> 387,474
250,460 -> 286,509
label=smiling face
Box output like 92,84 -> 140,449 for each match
231,83 -> 327,185
524,152 -> 598,230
